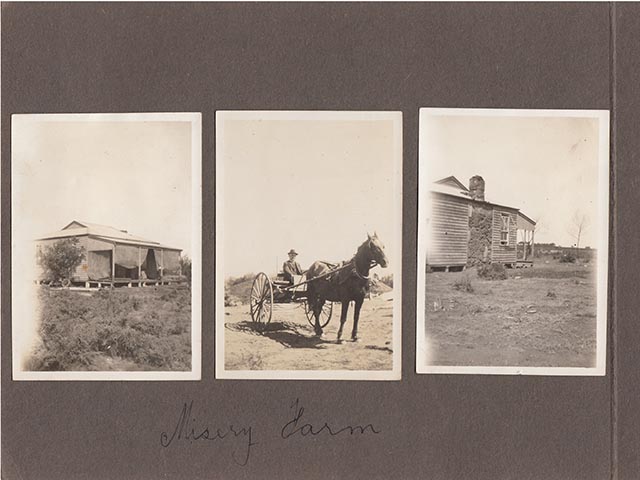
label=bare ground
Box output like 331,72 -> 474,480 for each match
224,294 -> 394,371
424,261 -> 598,368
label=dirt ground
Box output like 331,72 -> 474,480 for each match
224,293 -> 394,371
424,260 -> 598,368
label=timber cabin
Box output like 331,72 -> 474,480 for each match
427,176 -> 536,271
35,221 -> 183,287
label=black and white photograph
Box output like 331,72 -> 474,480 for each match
417,108 -> 609,375
11,113 -> 201,380
216,111 -> 402,380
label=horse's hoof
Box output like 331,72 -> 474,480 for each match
314,331 -> 324,338
336,338 -> 343,344
351,337 -> 359,343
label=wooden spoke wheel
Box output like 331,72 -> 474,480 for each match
304,300 -> 333,329
250,272 -> 273,328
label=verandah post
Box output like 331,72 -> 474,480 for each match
111,243 -> 116,288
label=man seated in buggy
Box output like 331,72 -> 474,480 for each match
274,249 -> 304,302
282,249 -> 303,284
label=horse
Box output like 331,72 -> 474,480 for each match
305,233 -> 389,342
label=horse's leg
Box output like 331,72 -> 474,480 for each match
337,300 -> 349,343
351,298 -> 364,342
313,299 -> 324,337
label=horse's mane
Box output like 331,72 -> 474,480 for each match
355,239 -> 370,259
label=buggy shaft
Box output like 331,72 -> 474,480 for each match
283,260 -> 378,290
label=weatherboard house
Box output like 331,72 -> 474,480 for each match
427,176 -> 536,271
35,221 -> 182,286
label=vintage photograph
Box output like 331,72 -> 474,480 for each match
417,108 -> 609,375
12,113 -> 201,380
216,111 -> 402,380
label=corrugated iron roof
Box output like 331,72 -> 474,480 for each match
430,181 -> 472,200
35,220 -> 181,250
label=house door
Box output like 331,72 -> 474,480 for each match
144,249 -> 159,279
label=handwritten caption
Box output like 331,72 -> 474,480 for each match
160,398 -> 381,466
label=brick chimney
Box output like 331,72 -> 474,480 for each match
469,175 -> 485,201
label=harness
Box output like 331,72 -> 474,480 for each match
342,259 -> 378,283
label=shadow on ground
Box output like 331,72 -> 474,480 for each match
226,320 -> 336,349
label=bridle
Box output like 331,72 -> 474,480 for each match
353,240 -> 381,280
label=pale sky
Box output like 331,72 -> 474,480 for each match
12,116 -> 195,255
422,112 -> 608,248
218,113 -> 401,278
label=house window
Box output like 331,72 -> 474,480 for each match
500,214 -> 510,245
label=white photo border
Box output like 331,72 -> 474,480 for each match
215,110 -> 403,381
416,107 -> 610,376
11,112 -> 202,381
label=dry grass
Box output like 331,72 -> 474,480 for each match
424,258 -> 597,368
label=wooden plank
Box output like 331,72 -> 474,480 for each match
430,223 -> 468,231
429,194 -> 470,266
427,250 -> 468,258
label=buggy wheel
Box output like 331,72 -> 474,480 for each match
304,300 -> 333,329
250,272 -> 273,328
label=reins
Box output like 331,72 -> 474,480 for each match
286,243 -> 380,288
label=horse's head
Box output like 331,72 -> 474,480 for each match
366,232 -> 388,268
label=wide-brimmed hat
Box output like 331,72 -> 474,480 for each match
288,249 -> 298,256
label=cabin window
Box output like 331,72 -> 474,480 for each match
500,214 -> 510,245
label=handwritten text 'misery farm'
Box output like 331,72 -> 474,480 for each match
160,398 -> 381,466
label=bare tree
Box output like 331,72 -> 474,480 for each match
533,216 -> 545,237
530,216 -> 544,257
568,211 -> 590,259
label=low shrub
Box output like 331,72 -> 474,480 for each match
227,273 -> 256,287
559,253 -> 576,263
452,275 -> 474,293
477,263 -> 507,280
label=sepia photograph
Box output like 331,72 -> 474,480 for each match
216,111 -> 402,380
11,113 -> 202,380
417,108 -> 609,375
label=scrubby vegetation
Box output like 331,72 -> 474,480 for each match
179,255 -> 192,284
224,274 -> 256,305
477,262 -> 507,280
452,274 -> 474,293
26,286 -> 191,371
559,253 -> 577,263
